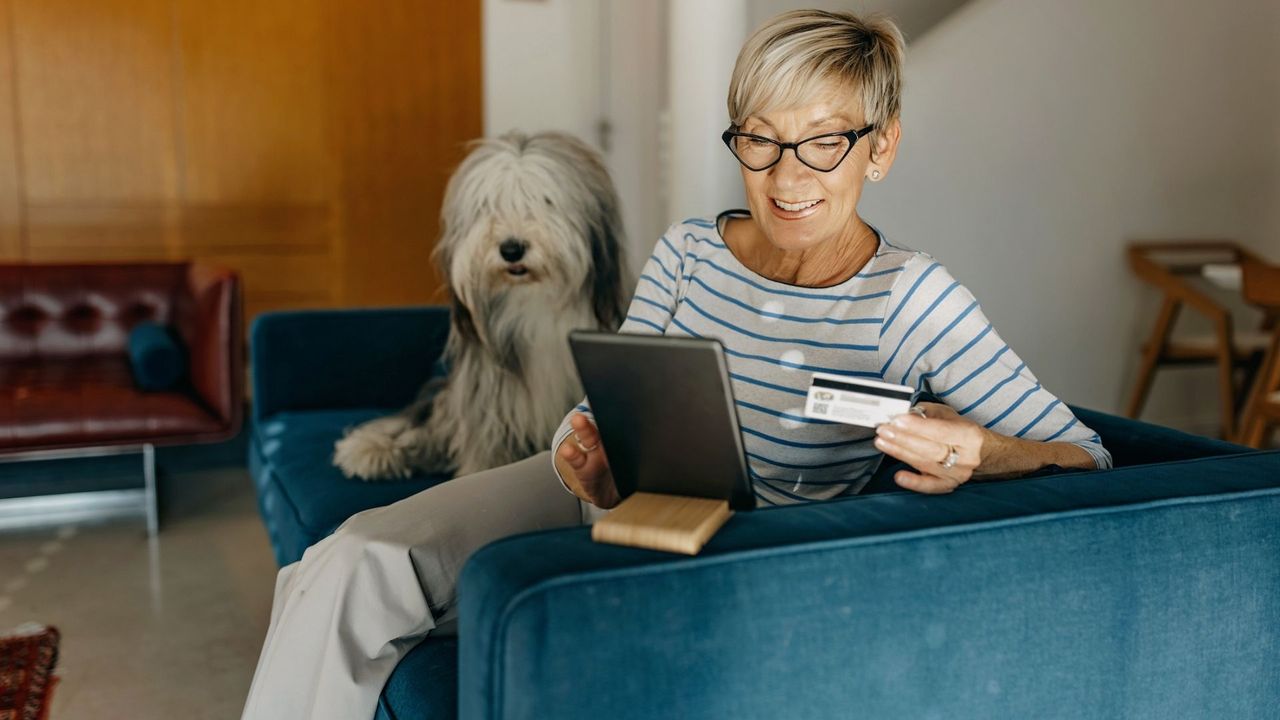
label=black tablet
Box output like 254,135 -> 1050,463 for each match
568,331 -> 756,511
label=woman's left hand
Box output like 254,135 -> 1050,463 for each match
873,402 -> 1000,494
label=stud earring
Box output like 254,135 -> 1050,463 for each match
870,169 -> 882,180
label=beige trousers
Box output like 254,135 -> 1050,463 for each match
241,451 -> 597,720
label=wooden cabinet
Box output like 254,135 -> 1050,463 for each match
0,0 -> 481,319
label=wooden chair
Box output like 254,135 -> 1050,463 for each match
1237,260 -> 1280,447
1125,241 -> 1270,438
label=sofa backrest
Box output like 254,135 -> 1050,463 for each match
460,448 -> 1280,720
1071,405 -> 1248,466
0,262 -> 191,360
249,306 -> 450,422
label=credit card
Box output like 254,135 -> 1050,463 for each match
802,372 -> 915,428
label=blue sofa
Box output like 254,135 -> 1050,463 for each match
248,307 -> 1280,720
249,307 -> 453,567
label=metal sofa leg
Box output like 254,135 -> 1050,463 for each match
144,443 -> 159,536
0,443 -> 162,535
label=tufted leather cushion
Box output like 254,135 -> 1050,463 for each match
0,262 -> 242,452
0,264 -> 183,360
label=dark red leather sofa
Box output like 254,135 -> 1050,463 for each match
0,262 -> 243,531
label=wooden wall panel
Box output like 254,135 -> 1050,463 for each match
175,0 -> 330,205
323,0 -> 481,306
178,205 -> 330,253
0,0 -> 482,324
23,205 -> 178,261
11,0 -> 179,204
19,205 -> 332,260
174,0 -> 336,310
0,0 -> 22,260
204,250 -> 331,300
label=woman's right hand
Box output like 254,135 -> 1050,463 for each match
554,413 -> 621,509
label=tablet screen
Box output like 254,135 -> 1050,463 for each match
568,332 -> 756,511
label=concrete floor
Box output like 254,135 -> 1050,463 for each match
0,443 -> 277,719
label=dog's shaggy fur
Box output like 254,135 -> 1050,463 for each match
333,132 -> 629,480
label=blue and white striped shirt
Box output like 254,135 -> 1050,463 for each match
553,212 -> 1111,505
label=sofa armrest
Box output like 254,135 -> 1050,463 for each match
175,263 -> 243,432
250,306 -> 450,422
457,447 -> 1280,720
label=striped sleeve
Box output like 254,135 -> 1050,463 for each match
877,256 -> 1112,469
618,228 -> 686,334
549,229 -> 687,489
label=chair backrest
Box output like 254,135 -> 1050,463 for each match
1125,240 -> 1248,318
1242,260 -> 1280,310
0,262 -> 190,360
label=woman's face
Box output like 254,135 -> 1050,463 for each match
736,93 -> 898,253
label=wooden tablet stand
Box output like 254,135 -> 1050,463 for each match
592,492 -> 733,555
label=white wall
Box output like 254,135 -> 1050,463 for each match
859,0 -> 1280,429
605,0 -> 669,275
665,1 -> 749,227
483,0 -> 667,275
483,0 -> 602,143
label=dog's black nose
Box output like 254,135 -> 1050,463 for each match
499,238 -> 526,263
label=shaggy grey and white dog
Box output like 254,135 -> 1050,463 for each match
332,131 -> 629,480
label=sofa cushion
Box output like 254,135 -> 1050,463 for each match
376,638 -> 458,720
128,322 -> 186,391
0,356 -> 224,452
251,408 -> 451,566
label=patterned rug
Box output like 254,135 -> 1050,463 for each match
0,625 -> 58,720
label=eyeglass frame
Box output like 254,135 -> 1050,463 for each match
721,124 -> 876,172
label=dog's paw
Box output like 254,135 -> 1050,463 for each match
359,415 -> 412,438
333,425 -> 414,481
393,426 -> 455,476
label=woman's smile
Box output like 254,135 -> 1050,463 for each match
769,196 -> 824,219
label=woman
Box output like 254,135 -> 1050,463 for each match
242,10 -> 1110,719
555,11 -> 1108,506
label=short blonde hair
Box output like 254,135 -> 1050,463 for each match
727,10 -> 904,146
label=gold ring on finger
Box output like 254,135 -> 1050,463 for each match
940,445 -> 959,470
572,433 -> 598,453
